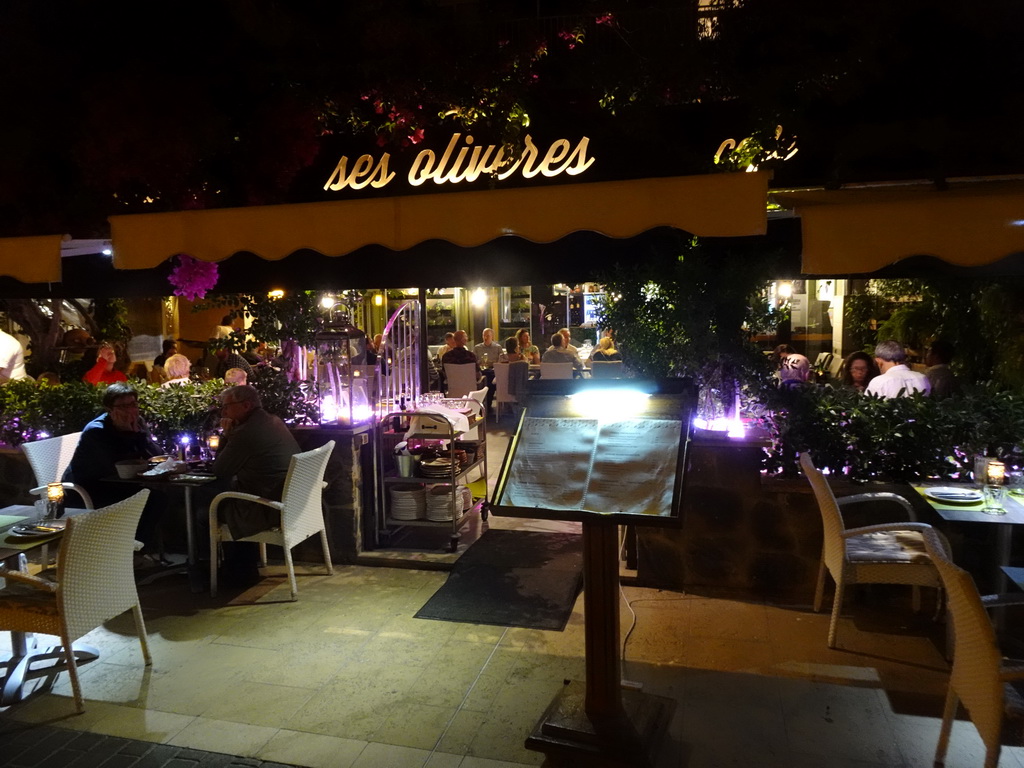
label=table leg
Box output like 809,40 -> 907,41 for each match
183,486 -> 196,566
182,486 -> 206,594
993,523 -> 1013,631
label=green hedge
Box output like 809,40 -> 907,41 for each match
762,383 -> 1024,481
0,365 -> 318,452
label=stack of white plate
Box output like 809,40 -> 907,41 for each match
426,485 -> 459,521
390,484 -> 426,520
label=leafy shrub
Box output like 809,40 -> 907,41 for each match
762,383 -> 1024,481
136,380 -> 223,450
0,372 -> 319,451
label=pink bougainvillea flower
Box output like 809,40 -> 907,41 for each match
596,13 -> 615,25
168,254 -> 218,301
409,128 -> 425,145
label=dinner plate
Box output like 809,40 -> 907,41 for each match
925,487 -> 983,504
8,521 -> 65,537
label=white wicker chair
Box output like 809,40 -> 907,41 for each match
920,528 -> 1024,768
0,490 -> 152,712
208,441 -> 335,600
21,432 -> 94,510
444,363 -> 478,398
801,452 -> 947,648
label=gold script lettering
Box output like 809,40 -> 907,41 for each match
327,133 -> 595,192
323,153 -> 394,191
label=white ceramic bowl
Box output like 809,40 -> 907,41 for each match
115,459 -> 148,479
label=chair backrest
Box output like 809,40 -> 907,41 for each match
508,360 -> 530,396
539,362 -> 574,380
800,453 -> 848,579
22,432 -> 83,485
920,529 -> 1005,755
57,490 -> 149,642
280,441 -> 335,547
590,361 -> 624,379
444,363 -> 478,397
467,386 -> 487,409
493,362 -> 513,404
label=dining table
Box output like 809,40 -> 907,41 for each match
0,504 -> 96,706
912,482 -> 1024,627
107,464 -> 220,593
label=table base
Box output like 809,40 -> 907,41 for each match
1,633 -> 99,705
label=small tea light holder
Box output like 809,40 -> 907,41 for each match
45,482 -> 65,520
983,460 -> 1007,515
987,460 -> 1006,486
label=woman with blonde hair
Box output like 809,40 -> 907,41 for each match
161,354 -> 192,387
590,336 -> 622,362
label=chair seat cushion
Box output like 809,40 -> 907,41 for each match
0,581 -> 59,618
846,530 -> 931,564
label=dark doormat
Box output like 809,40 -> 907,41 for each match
414,529 -> 584,631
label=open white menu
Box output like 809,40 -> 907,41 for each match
501,417 -> 683,517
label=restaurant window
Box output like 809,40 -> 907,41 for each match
425,288 -> 461,345
498,286 -> 532,344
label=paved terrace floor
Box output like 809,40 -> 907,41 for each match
2,425 -> 1024,767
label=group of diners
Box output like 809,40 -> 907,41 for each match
776,338 -> 960,399
61,380 -> 299,587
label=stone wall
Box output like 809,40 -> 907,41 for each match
291,426 -> 369,564
635,436 -> 929,605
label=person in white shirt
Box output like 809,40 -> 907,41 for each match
558,328 -> 584,366
865,340 -> 931,398
0,329 -> 27,382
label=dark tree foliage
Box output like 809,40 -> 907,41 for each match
1,0 -> 1021,236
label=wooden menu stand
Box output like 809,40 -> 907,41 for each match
525,516 -> 675,767
490,381 -> 693,767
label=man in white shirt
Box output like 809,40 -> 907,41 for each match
0,329 -> 27,383
865,340 -> 931,398
558,328 -> 584,366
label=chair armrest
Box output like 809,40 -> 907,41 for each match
210,491 -> 282,511
29,482 -> 94,509
842,522 -> 952,556
0,567 -> 57,592
981,593 -> 1024,610
837,492 -> 917,521
1000,665 -> 1024,682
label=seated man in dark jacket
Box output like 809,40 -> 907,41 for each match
63,381 -> 166,552
200,384 -> 301,585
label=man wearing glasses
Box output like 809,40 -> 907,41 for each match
204,384 -> 300,585
64,382 -> 165,554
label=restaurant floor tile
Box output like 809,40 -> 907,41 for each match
4,420 -> 1024,767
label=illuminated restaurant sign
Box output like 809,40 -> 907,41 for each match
323,133 -> 595,192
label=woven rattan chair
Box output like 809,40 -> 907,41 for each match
208,441 -> 335,600
0,490 -> 152,712
801,452 -> 948,648
919,528 -> 1024,768
21,432 -> 94,510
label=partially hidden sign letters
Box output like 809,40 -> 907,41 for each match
323,133 -> 595,192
